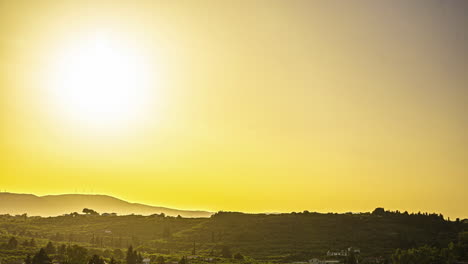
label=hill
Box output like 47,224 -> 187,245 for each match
0,192 -> 212,218
0,209 -> 466,263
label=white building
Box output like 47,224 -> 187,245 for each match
309,259 -> 340,264
327,247 -> 360,257
327,250 -> 347,257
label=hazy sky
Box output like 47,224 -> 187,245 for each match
1,0 -> 467,219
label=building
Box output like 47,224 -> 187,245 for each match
326,250 -> 347,257
142,258 -> 151,264
309,259 -> 340,264
348,247 -> 360,254
327,247 -> 360,257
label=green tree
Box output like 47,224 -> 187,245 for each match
178,256 -> 186,264
156,256 -> 165,264
32,248 -> 52,264
113,248 -> 124,259
137,253 -> 143,264
7,237 -> 18,249
372,207 -> 385,216
55,244 -> 67,262
25,255 -> 32,264
58,244 -> 67,256
126,246 -> 137,264
88,255 -> 105,264
234,253 -> 244,260
22,240 -> 30,247
45,241 -> 56,255
345,251 -> 357,264
67,244 -> 88,264
83,208 -> 99,215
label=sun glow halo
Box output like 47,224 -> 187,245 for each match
47,32 -> 157,134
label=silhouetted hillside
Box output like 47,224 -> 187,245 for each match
0,193 -> 212,218
0,208 -> 466,262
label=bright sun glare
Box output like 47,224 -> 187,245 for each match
48,32 -> 156,133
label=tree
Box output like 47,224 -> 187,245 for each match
7,236 -> 18,249
126,246 -> 138,264
83,208 -> 99,215
114,248 -> 124,259
45,241 -> 56,255
103,249 -> 112,258
67,244 -> 88,264
55,244 -> 67,262
25,255 -> 32,264
110,258 -> 118,264
156,256 -> 165,264
178,256 -> 186,264
372,207 -> 385,216
234,253 -> 244,260
88,255 -> 105,264
58,244 -> 67,256
22,240 -> 30,247
345,250 -> 357,264
32,248 -> 52,264
30,238 -> 36,247
137,253 -> 143,264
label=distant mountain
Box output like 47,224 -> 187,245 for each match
0,192 -> 213,218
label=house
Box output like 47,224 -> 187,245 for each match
348,247 -> 360,254
142,258 -> 151,264
327,247 -> 360,257
327,250 -> 347,257
309,259 -> 340,264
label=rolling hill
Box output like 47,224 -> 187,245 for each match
0,209 -> 466,262
0,192 -> 212,218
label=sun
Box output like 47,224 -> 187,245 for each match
47,32 -> 157,134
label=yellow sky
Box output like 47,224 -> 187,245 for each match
1,0 -> 467,219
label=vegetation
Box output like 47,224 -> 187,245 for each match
391,232 -> 468,264
0,208 -> 466,264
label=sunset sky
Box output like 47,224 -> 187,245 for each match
1,0 -> 467,219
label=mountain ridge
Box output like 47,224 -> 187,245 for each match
0,192 -> 213,218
